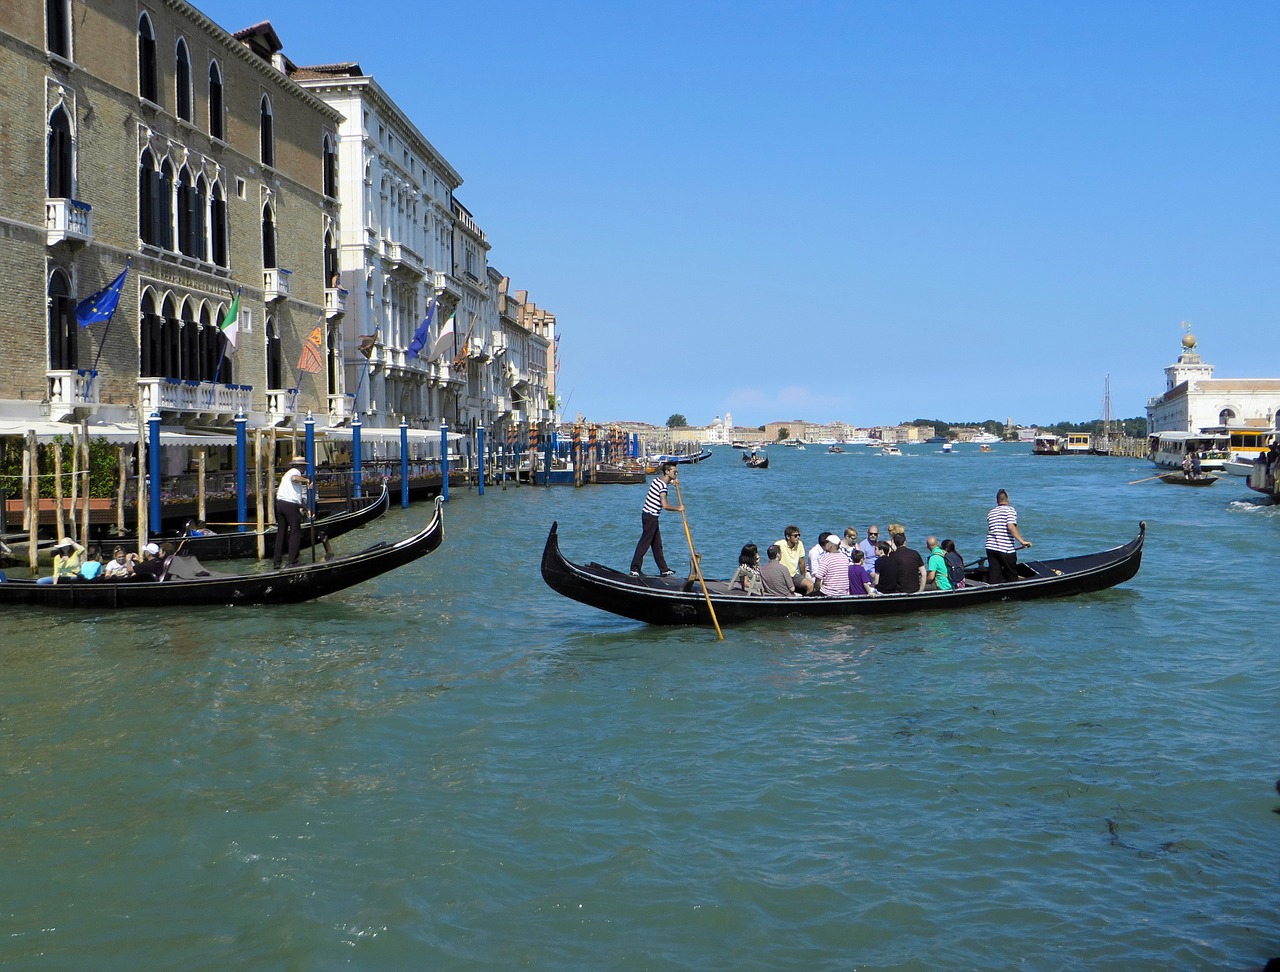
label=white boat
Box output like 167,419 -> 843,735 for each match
1147,431 -> 1230,471
881,445 -> 902,457
941,442 -> 953,453
1222,460 -> 1254,477
1032,434 -> 1062,456
971,432 -> 1002,444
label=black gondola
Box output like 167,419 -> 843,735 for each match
541,521 -> 1145,627
0,497 -> 443,609
742,455 -> 769,468
162,484 -> 391,560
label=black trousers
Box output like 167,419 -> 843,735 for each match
274,499 -> 304,566
986,547 -> 1019,584
630,512 -> 670,574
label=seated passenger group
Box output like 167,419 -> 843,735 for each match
31,538 -> 173,584
730,523 -> 968,597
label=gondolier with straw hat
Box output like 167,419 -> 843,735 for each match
273,455 -> 312,570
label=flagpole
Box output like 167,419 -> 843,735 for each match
207,288 -> 240,410
82,258 -> 131,402
350,323 -> 380,418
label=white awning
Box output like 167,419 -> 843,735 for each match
0,420 -> 236,446
320,426 -> 464,442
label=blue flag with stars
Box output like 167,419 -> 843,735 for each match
75,265 -> 129,327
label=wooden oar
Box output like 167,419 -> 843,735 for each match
1128,475 -> 1163,485
672,479 -> 724,641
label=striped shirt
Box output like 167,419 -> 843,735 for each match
986,504 -> 1019,553
641,476 -> 668,516
814,551 -> 852,596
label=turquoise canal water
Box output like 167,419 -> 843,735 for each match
2,442 -> 1277,970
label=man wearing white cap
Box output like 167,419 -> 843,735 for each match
130,542 -> 168,581
273,455 -> 312,569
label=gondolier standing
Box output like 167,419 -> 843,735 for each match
630,461 -> 682,577
273,455 -> 312,569
985,488 -> 1031,584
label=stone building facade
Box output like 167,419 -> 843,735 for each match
1147,332 -> 1280,434
0,1 -> 341,445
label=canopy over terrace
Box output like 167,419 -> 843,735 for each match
320,425 -> 465,459
0,420 -> 236,446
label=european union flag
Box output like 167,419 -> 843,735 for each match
407,294 -> 437,359
75,265 -> 129,327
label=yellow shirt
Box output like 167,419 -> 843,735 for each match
774,539 -> 807,577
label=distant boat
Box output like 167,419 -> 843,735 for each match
1033,435 -> 1063,456
971,432 -> 1002,444
881,445 -> 902,457
941,442 -> 953,453
1158,472 -> 1218,487
826,445 -> 845,454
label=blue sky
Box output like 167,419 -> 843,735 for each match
205,0 -> 1279,429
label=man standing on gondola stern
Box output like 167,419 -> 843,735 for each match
630,461 -> 682,577
273,455 -> 312,570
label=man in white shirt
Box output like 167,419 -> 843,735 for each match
272,455 -> 312,569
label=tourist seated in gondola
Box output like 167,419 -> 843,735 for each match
772,526 -> 814,594
130,543 -> 167,581
77,546 -> 104,581
758,544 -> 799,597
847,548 -> 875,595
941,539 -> 966,589
925,537 -> 951,591
36,537 -> 85,585
729,543 -> 763,595
876,530 -> 926,593
808,532 -> 834,576
103,546 -> 133,579
812,534 -> 852,597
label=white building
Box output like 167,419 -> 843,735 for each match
1146,331 -> 1280,434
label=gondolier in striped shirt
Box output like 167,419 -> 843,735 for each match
630,461 -> 682,577
984,488 -> 1031,584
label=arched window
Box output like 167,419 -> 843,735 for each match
158,158 -> 175,249
1218,408 -> 1237,425
139,290 -> 161,377
208,61 -> 224,140
214,300 -> 234,384
46,0 -> 71,58
47,104 -> 73,199
265,316 -> 282,389
176,165 -> 194,255
261,204 -> 276,268
209,180 -> 228,267
138,13 -> 158,103
326,323 -> 339,398
259,95 -> 274,167
160,294 -> 179,378
324,228 -> 338,286
179,297 -> 198,380
323,133 -> 338,197
175,38 -> 192,122
198,304 -> 217,381
139,149 -> 160,244
48,269 -> 76,370
192,175 -> 208,260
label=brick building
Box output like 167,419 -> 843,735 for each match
0,1 -> 340,449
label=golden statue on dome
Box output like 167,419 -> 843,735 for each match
1180,320 -> 1197,350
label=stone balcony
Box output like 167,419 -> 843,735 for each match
46,369 -> 101,419
328,393 -> 354,423
46,198 -> 93,246
324,287 -> 348,319
138,377 -> 254,417
433,269 -> 463,300
265,388 -> 301,425
264,267 -> 292,302
385,241 -> 424,277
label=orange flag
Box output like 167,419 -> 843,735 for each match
297,325 -> 324,374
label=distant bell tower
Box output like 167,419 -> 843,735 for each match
1165,324 -> 1214,391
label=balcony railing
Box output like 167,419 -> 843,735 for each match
328,393 -> 354,422
46,198 -> 93,246
265,388 -> 301,425
46,369 -> 100,417
433,270 -> 462,299
324,287 -> 348,318
384,241 -> 424,277
264,267 -> 292,302
138,377 -> 254,416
